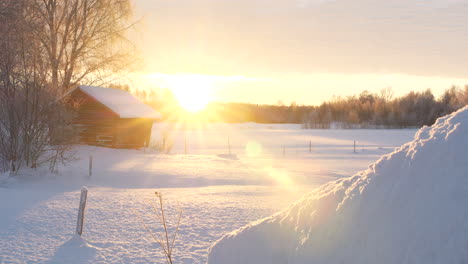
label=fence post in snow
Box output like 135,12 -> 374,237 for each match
354,140 -> 356,153
89,155 -> 93,178
309,140 -> 312,153
76,186 -> 88,236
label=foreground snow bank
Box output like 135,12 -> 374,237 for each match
49,235 -> 99,264
208,107 -> 468,264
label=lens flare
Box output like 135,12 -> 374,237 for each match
245,141 -> 263,157
264,167 -> 296,190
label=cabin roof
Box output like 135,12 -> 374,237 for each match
68,85 -> 162,119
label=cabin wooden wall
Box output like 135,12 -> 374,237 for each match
68,89 -> 153,149
114,119 -> 153,148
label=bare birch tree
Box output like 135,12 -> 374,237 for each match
30,0 -> 136,94
0,0 -> 76,173
0,0 -> 135,174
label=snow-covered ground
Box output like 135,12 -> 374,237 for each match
208,108 -> 468,264
0,125 -> 417,263
0,185 -> 316,263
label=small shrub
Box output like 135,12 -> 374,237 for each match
149,130 -> 174,154
136,192 -> 182,264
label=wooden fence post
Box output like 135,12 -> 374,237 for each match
309,140 -> 312,153
76,186 -> 88,236
354,140 -> 356,153
89,155 -> 93,178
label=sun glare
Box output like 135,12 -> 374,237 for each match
170,76 -> 213,112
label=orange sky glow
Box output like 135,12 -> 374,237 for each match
126,0 -> 468,107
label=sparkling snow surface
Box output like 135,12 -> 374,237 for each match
209,108 -> 468,264
0,186 -> 314,263
0,125 -> 416,263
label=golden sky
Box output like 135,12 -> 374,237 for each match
129,0 -> 468,105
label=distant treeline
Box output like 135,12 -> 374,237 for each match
205,86 -> 468,128
129,85 -> 468,128
303,86 -> 468,128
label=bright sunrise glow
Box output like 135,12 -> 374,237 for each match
133,1 -> 468,104
172,83 -> 211,112
144,74 -> 215,112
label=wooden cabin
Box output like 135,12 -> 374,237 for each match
66,85 -> 162,149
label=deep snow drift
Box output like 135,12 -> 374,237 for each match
208,107 -> 468,264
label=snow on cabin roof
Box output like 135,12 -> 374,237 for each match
72,85 -> 162,119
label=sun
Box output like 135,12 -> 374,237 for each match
174,88 -> 210,112
170,75 -> 213,112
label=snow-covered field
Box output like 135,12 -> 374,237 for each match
0,124 -> 417,263
209,108 -> 468,264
